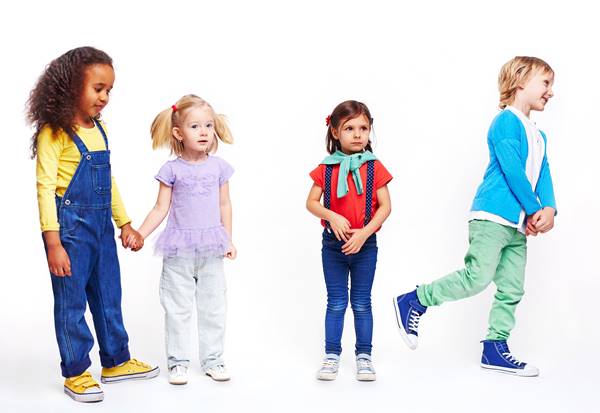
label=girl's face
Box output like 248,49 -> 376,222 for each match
173,106 -> 216,156
519,69 -> 554,112
332,114 -> 371,155
76,64 -> 114,127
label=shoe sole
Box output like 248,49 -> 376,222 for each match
480,363 -> 539,377
356,373 -> 376,381
316,372 -> 337,381
64,386 -> 104,403
205,373 -> 230,382
169,379 -> 188,385
392,297 -> 417,350
101,366 -> 160,383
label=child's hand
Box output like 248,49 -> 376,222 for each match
47,243 -> 72,277
329,213 -> 351,242
120,224 -> 144,251
126,233 -> 144,251
225,243 -> 237,260
526,212 -> 540,237
535,207 -> 555,233
341,228 -> 369,255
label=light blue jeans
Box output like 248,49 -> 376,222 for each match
160,255 -> 226,370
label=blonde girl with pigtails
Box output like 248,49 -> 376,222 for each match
129,94 -> 235,385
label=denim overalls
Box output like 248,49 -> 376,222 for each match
48,120 -> 130,377
321,161 -> 378,356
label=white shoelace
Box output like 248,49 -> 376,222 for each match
408,310 -> 421,332
321,359 -> 338,371
357,359 -> 373,372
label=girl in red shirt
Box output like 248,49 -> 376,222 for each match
306,100 -> 392,381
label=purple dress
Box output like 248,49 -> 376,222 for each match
154,156 -> 234,258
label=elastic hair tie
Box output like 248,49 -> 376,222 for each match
325,115 -> 331,126
171,104 -> 178,113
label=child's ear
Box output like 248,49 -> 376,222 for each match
172,127 -> 183,142
331,127 -> 339,140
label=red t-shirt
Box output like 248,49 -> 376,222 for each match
310,160 -> 393,230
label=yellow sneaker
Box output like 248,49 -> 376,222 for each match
101,358 -> 159,383
64,371 -> 104,403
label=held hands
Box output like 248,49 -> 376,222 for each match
526,207 -> 556,236
120,223 -> 144,251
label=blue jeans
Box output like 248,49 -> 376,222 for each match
45,123 -> 130,378
321,230 -> 378,355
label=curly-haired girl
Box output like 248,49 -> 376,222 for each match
28,46 -> 158,403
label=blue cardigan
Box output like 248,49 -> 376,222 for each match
471,109 -> 556,224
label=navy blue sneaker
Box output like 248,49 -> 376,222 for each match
393,289 -> 427,350
480,340 -> 539,377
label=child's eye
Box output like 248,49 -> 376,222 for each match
206,123 -> 214,129
191,124 -> 199,129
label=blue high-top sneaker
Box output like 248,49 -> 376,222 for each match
480,340 -> 539,377
393,289 -> 427,350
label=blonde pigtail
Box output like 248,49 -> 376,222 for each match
151,107 -> 183,155
215,113 -> 234,144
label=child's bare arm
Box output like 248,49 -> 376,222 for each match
306,183 -> 351,242
43,231 -> 71,276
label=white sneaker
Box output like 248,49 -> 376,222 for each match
205,365 -> 231,381
356,354 -> 376,381
316,354 -> 340,381
168,365 -> 188,385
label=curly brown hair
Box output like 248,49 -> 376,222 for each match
26,46 -> 113,158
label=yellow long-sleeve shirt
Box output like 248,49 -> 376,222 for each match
36,122 -> 131,232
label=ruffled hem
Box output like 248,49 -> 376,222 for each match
154,225 -> 230,258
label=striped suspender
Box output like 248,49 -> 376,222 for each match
323,160 -> 375,229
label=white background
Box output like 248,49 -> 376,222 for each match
1,1 -> 598,412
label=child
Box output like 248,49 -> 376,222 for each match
129,94 -> 235,385
393,56 -> 557,377
28,46 -> 159,403
306,100 -> 392,381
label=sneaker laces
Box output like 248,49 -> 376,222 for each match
356,358 -> 373,371
502,352 -> 525,366
321,359 -> 338,369
408,308 -> 422,333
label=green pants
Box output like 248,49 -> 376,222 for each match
417,220 -> 527,340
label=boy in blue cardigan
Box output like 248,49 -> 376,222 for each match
393,56 -> 557,377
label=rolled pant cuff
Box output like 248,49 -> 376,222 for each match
100,347 -> 131,368
202,358 -> 225,371
61,355 -> 92,378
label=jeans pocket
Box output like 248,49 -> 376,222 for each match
92,164 -> 111,194
59,207 -> 81,235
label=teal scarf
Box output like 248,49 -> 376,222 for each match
321,150 -> 377,198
